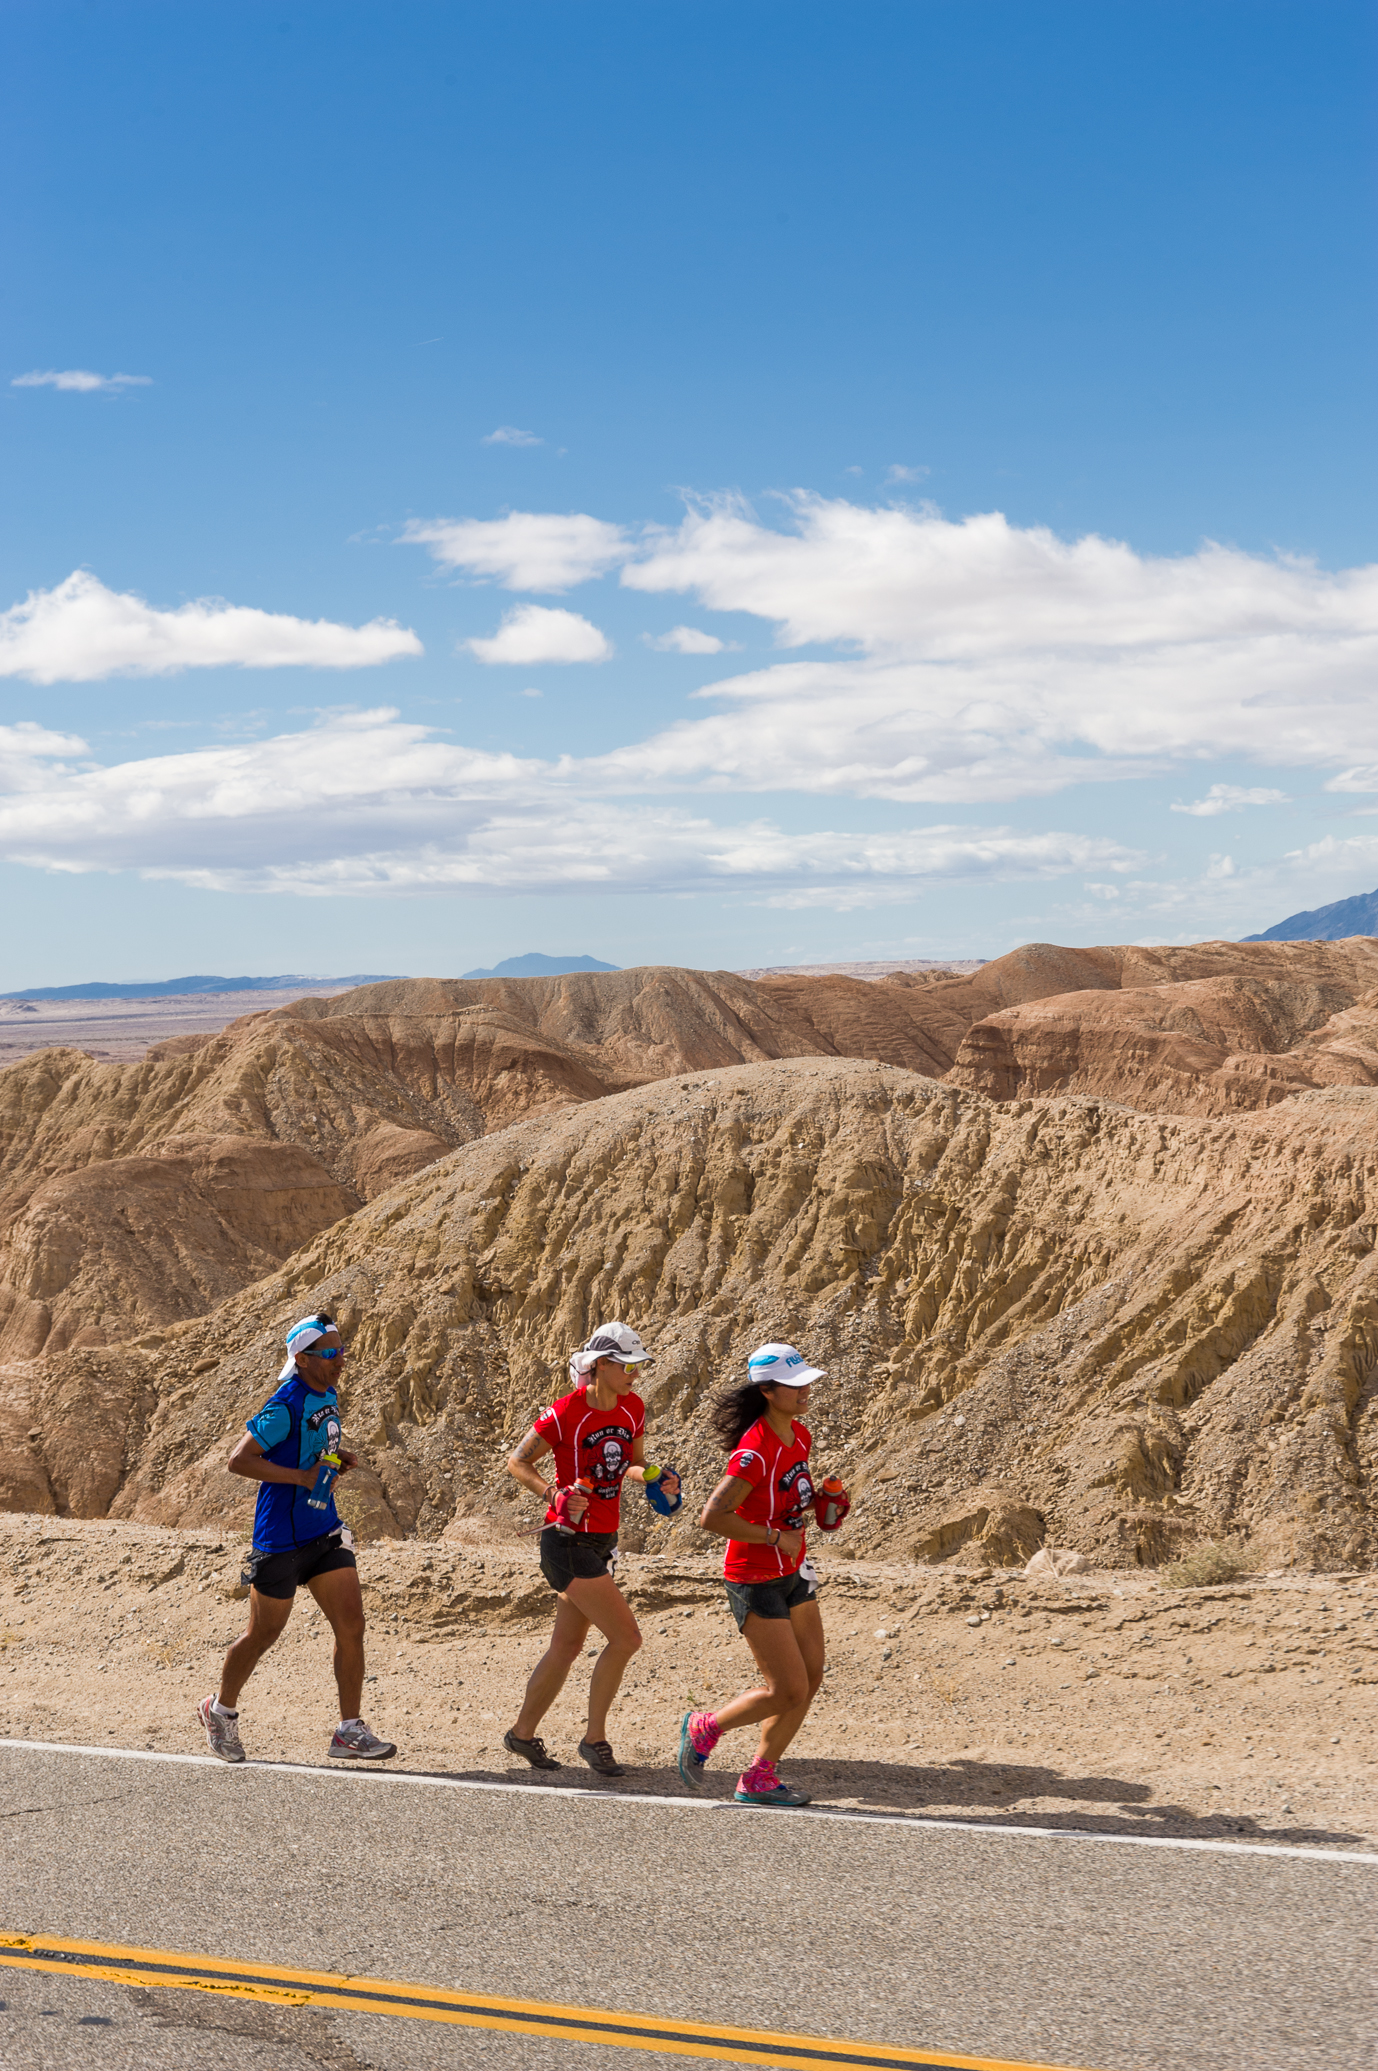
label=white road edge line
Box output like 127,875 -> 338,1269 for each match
2,1737 -> 1375,1869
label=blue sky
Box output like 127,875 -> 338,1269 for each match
1,0 -> 1374,986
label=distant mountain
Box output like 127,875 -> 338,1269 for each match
460,953 -> 620,980
1,974 -> 404,1002
1243,889 -> 1378,943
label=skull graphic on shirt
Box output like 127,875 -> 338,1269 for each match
596,1438 -> 625,1486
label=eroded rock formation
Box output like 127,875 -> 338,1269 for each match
7,1057 -> 1376,1574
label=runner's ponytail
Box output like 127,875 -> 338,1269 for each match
712,1381 -> 771,1452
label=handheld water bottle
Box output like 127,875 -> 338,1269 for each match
643,1462 -> 683,1517
815,1475 -> 851,1532
552,1477 -> 594,1535
304,1451 -> 342,1512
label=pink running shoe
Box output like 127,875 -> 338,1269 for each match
735,1755 -> 810,1808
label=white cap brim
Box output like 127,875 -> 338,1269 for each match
769,1365 -> 826,1388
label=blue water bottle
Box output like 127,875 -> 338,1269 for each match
643,1462 -> 683,1517
304,1451 -> 341,1512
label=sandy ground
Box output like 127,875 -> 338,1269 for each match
0,987 -> 352,1064
0,1513 -> 1372,1850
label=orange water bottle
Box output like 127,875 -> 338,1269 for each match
815,1476 -> 850,1532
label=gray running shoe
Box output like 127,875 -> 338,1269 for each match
578,1737 -> 625,1777
328,1720 -> 397,1761
198,1695 -> 245,1764
503,1728 -> 561,1769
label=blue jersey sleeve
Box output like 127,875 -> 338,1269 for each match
246,1401 -> 292,1454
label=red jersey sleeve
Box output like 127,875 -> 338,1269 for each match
726,1443 -> 766,1488
532,1403 -> 562,1447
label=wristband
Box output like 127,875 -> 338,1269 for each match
768,1528 -> 780,1546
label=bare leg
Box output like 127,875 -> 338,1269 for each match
711,1598 -> 826,1763
512,1595 -> 591,1739
218,1588 -> 293,1709
562,1572 -> 642,1742
309,1564 -> 367,1721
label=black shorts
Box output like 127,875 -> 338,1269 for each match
247,1532 -> 356,1601
539,1527 -> 618,1596
725,1564 -> 818,1632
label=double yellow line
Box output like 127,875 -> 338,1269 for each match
0,1931 -> 1088,2071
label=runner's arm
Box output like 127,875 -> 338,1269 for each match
699,1473 -> 803,1559
622,1436 -> 680,1497
506,1426 -> 558,1503
227,1433 -> 315,1488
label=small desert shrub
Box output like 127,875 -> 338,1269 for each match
1160,1539 -> 1255,1589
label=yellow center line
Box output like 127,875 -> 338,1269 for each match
0,1931 -> 1097,2071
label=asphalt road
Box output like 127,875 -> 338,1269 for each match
0,1745 -> 1372,2071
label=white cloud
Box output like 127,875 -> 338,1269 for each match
607,495 -> 1378,802
13,369 -> 151,393
885,464 -> 929,484
0,721 -> 91,786
481,425 -> 542,446
1171,784 -> 1290,816
401,512 -> 628,591
0,570 -> 422,684
0,707 -> 1138,902
645,625 -> 730,655
13,492 -> 1378,919
466,604 -> 611,666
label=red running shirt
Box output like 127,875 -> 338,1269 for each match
723,1415 -> 814,1582
533,1386 -> 645,1533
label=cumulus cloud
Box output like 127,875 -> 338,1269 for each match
645,625 -> 730,655
885,464 -> 928,484
0,707 -> 1138,901
481,425 -> 542,446
0,571 -> 422,684
12,369 -> 152,393
465,604 -> 611,665
1171,784 -> 1290,816
607,496 -> 1378,802
402,512 -> 628,591
0,721 -> 90,785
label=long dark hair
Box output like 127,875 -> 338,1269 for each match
712,1381 -> 772,1452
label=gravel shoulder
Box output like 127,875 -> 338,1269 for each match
0,1513 -> 1373,1849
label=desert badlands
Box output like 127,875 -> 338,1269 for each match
1,942 -> 1377,1841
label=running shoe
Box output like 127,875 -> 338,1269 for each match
677,1709 -> 718,1792
577,1737 -> 625,1777
734,1756 -> 810,1808
503,1728 -> 561,1769
197,1695 -> 245,1764
328,1720 -> 397,1761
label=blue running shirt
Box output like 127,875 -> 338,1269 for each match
245,1375 -> 343,1551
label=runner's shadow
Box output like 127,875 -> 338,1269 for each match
241,1754 -> 1369,1848
780,1757 -> 1368,1848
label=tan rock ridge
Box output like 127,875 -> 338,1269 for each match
0,960 -> 1044,1359
948,937 -> 1378,1115
8,1055 -> 1378,1575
